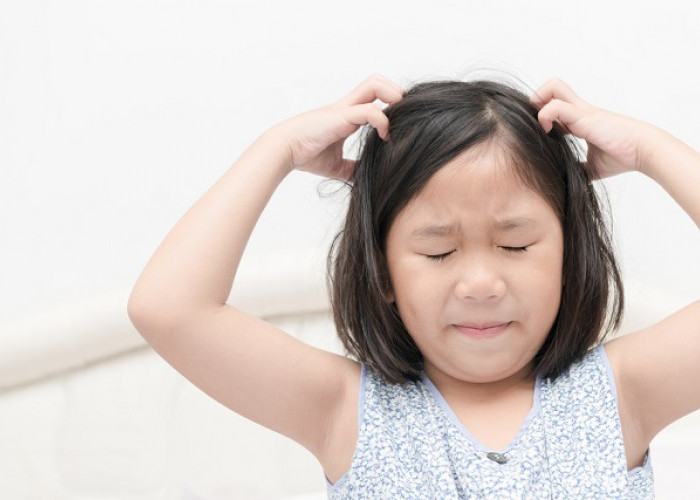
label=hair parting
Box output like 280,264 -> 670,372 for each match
328,79 -> 623,384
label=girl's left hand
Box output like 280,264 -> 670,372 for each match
531,78 -> 657,179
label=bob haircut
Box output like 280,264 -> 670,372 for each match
328,79 -> 623,384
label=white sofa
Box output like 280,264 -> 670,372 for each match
1,249 -> 698,499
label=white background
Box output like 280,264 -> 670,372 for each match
2,0 -> 700,322
2,0 -> 700,321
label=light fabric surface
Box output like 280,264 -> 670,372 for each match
0,249 -> 328,391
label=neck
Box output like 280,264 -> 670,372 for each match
425,362 -> 536,404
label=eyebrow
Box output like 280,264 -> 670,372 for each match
410,217 -> 538,239
495,216 -> 539,231
410,224 -> 458,239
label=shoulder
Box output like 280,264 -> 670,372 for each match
320,360 -> 362,485
546,345 -> 610,390
544,345 -> 651,471
322,364 -> 432,484
364,366 -> 430,405
542,345 -> 617,411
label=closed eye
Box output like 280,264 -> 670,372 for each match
425,250 -> 455,261
500,246 -> 529,254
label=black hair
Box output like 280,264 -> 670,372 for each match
328,79 -> 623,384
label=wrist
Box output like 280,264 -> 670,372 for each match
251,126 -> 296,178
637,126 -> 683,180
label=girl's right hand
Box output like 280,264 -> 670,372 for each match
271,74 -> 404,180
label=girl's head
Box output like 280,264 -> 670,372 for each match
329,79 -> 623,384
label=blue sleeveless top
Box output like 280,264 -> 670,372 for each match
327,345 -> 654,499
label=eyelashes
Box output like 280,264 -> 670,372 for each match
424,246 -> 529,261
500,246 -> 529,254
425,251 -> 455,262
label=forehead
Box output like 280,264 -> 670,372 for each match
393,143 -> 556,231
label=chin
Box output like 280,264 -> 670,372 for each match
452,360 -> 530,384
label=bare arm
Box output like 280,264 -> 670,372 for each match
534,79 -> 700,456
606,128 -> 700,438
127,75 -> 403,464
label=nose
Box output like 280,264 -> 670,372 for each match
453,254 -> 506,302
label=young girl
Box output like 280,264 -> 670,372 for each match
128,74 -> 700,498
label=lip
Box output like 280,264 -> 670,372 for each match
453,321 -> 511,339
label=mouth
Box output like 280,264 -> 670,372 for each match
452,321 -> 511,339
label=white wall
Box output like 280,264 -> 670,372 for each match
3,0 -> 699,322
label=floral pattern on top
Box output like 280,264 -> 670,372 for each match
327,345 -> 653,499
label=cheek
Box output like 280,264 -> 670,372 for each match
535,280 -> 563,322
522,257 -> 563,327
389,261 -> 444,328
391,268 -> 426,318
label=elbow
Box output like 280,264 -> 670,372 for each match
127,272 -> 220,349
127,286 -> 155,339
127,285 -> 178,343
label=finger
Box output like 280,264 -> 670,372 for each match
340,74 -> 404,107
345,102 -> 391,140
536,98 -> 581,134
531,77 -> 585,108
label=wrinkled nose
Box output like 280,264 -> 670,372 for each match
453,255 -> 506,302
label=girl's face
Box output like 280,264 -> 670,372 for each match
385,143 -> 564,389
